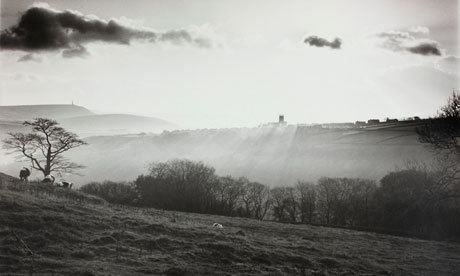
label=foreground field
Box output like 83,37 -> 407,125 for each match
1,173 -> 459,275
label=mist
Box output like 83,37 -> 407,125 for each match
0,123 -> 432,187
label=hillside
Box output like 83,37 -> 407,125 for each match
1,173 -> 459,275
0,104 -> 94,121
0,105 -> 176,138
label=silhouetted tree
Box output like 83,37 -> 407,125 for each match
215,176 -> 246,215
296,181 -> 317,224
2,118 -> 87,177
374,167 -> 460,238
417,91 -> 459,182
271,186 -> 298,222
134,159 -> 217,213
241,181 -> 271,220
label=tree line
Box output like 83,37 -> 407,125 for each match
80,158 -> 459,240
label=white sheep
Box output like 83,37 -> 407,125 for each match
212,223 -> 223,229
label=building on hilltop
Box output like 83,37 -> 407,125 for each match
261,115 -> 288,127
278,115 -> 286,125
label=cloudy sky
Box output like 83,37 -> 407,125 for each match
0,0 -> 458,128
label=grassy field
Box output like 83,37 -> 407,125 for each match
1,173 -> 459,275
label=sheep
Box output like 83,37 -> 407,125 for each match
56,181 -> 73,189
212,223 -> 223,229
19,167 -> 30,182
42,174 -> 55,184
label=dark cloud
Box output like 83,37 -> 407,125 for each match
376,28 -> 442,56
17,53 -> 42,62
407,42 -> 441,56
304,36 -> 342,49
0,5 -> 211,53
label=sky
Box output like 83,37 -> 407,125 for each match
0,0 -> 459,128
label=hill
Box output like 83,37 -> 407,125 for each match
0,104 -> 94,121
0,105 -> 177,138
59,114 -> 177,136
1,172 -> 459,275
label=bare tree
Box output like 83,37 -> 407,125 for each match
296,181 -> 317,224
241,181 -> 271,220
2,118 -> 87,177
270,186 -> 298,222
417,91 -> 459,187
417,91 -> 459,151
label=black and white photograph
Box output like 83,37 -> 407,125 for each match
0,0 -> 459,274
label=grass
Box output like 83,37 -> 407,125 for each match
1,172 -> 460,275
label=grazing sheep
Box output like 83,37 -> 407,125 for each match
212,223 -> 223,229
42,174 -> 55,184
56,181 -> 73,189
19,167 -> 30,182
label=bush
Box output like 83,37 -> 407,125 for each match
79,181 -> 137,205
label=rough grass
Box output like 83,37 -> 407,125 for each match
1,173 -> 460,275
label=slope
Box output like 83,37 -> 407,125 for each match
1,172 -> 459,275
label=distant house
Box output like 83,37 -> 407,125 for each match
367,119 -> 380,125
385,118 -> 398,123
355,121 -> 366,127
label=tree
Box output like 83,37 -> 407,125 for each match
296,181 -> 317,224
241,181 -> 271,220
134,159 -> 217,213
416,91 -> 460,190
2,118 -> 87,177
417,91 -> 459,151
270,186 -> 298,223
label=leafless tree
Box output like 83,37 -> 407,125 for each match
270,186 -> 298,222
2,118 -> 87,177
296,181 -> 317,224
417,91 -> 459,193
241,181 -> 271,220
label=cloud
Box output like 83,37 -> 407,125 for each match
407,42 -> 441,56
17,53 -> 42,62
62,45 -> 89,58
376,27 -> 442,56
304,36 -> 342,49
0,5 -> 212,54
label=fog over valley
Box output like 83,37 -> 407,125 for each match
0,105 -> 433,186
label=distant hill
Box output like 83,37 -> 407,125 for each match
60,114 -> 177,136
0,104 -> 177,137
0,104 -> 94,121
1,172 -> 458,275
